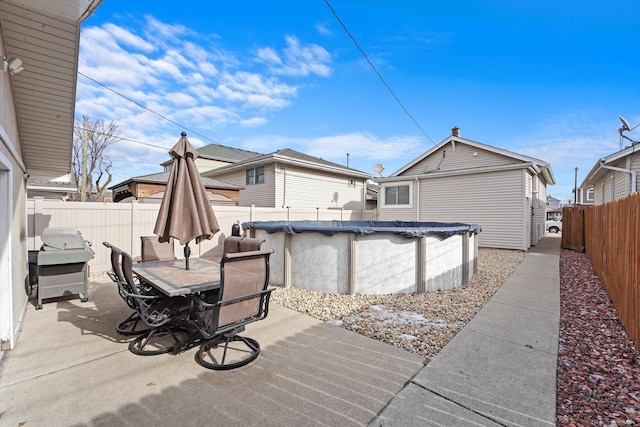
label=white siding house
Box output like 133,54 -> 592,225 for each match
0,0 -> 102,351
377,128 -> 555,250
203,149 -> 374,210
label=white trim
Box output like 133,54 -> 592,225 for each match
381,181 -> 413,208
0,124 -> 26,173
0,149 -> 15,349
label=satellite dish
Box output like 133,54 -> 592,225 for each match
373,163 -> 384,176
619,116 -> 631,132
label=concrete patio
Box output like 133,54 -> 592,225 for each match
0,277 -> 424,426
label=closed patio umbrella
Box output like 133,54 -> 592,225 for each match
154,132 -> 220,269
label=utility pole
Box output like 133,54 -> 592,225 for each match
574,167 -> 578,207
80,117 -> 88,202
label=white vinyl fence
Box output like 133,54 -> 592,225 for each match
27,197 -> 376,273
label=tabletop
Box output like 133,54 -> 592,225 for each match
132,257 -> 220,297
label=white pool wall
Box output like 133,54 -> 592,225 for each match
253,227 -> 478,294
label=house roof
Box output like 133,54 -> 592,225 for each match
109,171 -> 242,193
160,143 -> 263,167
0,0 -> 102,178
580,143 -> 640,189
392,135 -> 555,185
203,148 -> 373,178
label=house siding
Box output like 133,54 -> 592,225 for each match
1,35 -> 28,349
274,164 -> 365,209
631,153 -> 640,192
403,143 -> 517,176
532,174 -> 547,244
379,169 -> 527,250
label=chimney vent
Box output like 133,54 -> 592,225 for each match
452,126 -> 460,137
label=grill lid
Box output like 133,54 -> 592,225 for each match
41,227 -> 89,250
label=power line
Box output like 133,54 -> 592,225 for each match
323,0 -> 436,145
73,126 -> 170,150
77,71 -> 223,146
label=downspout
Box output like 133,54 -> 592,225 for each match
415,177 -> 420,221
599,160 -> 636,194
281,168 -> 286,208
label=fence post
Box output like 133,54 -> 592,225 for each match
130,200 -> 140,255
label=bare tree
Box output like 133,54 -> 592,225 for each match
71,116 -> 120,201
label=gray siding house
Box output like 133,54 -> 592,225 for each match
376,128 -> 555,250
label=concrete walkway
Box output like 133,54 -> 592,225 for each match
371,234 -> 561,426
0,235 -> 560,426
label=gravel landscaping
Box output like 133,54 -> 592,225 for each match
557,249 -> 640,426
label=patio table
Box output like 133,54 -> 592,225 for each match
132,257 -> 220,297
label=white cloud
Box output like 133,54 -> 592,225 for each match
240,117 -> 268,127
316,23 -> 333,36
103,23 -> 155,52
240,132 -> 425,168
256,47 -> 282,65
256,35 -> 332,77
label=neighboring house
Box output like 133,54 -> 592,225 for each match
376,127 -> 555,250
579,144 -> 640,205
575,186 -> 595,206
160,143 -> 263,174
203,148 -> 375,210
109,171 -> 242,205
0,0 -> 102,350
546,195 -> 562,221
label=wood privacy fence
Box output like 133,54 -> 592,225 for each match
562,194 -> 640,348
27,197 -> 375,274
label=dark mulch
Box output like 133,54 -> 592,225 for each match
558,249 -> 640,426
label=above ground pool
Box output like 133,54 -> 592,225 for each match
243,220 -> 481,295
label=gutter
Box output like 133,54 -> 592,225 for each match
599,160 -> 637,193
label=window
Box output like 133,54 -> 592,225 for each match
383,182 -> 411,207
246,166 -> 264,185
586,188 -> 594,202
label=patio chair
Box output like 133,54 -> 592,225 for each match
188,248 -> 274,370
120,249 -> 190,356
102,242 -> 151,336
239,237 -> 265,252
223,235 -> 244,254
140,236 -> 175,262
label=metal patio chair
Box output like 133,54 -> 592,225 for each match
102,242 -> 151,336
120,249 -> 190,356
188,248 -> 274,370
239,237 -> 265,252
223,236 -> 265,254
140,236 -> 175,262
223,236 -> 244,254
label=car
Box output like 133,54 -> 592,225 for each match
546,217 -> 562,233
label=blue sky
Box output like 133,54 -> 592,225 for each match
76,0 -> 640,203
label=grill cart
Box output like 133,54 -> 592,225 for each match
35,227 -> 94,309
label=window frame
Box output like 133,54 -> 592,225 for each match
245,166 -> 265,186
381,181 -> 413,208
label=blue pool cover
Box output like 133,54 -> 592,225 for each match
243,220 -> 482,239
